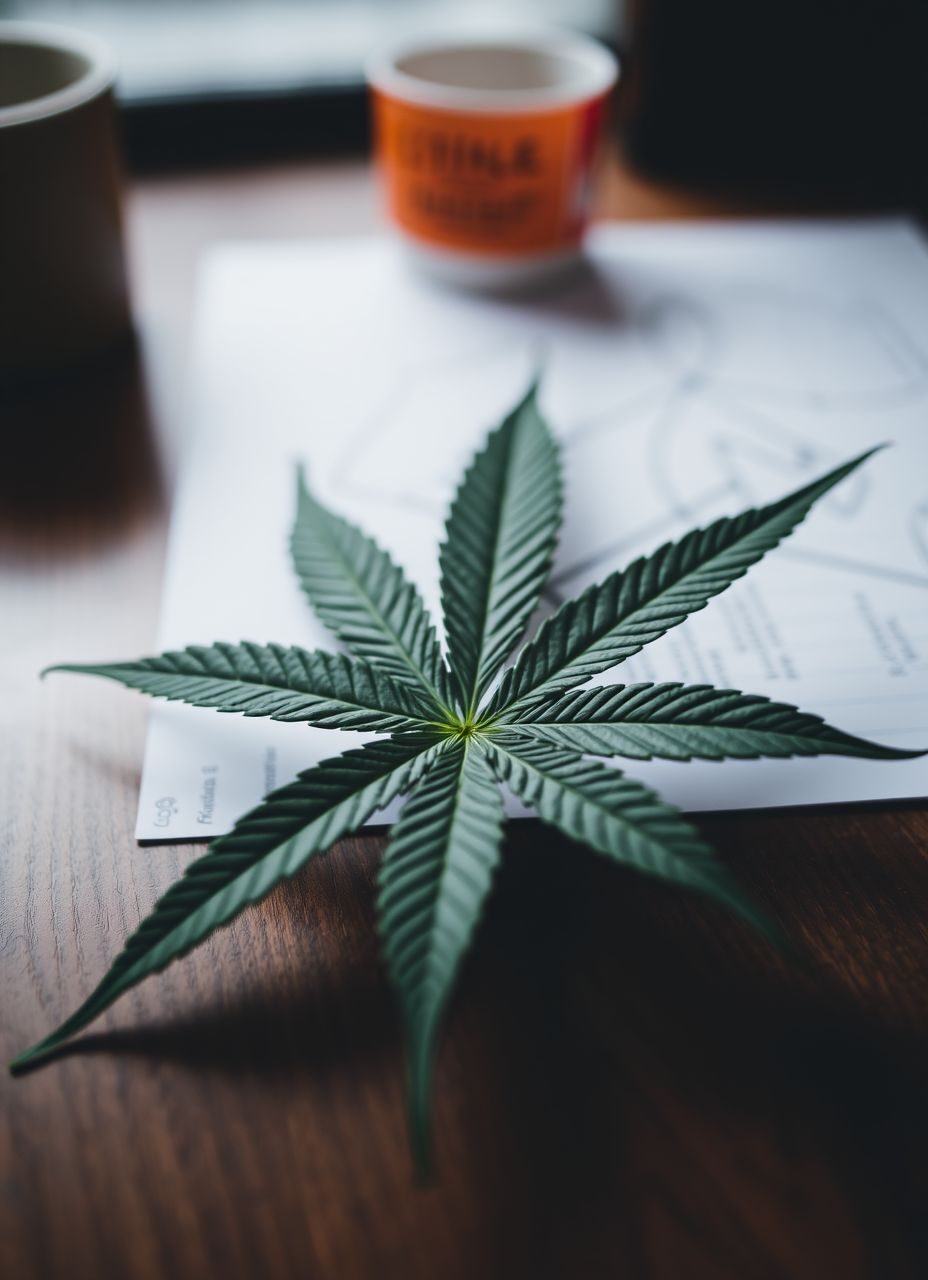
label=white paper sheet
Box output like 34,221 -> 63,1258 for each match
137,219 -> 928,841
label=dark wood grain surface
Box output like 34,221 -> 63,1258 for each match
3,157 -> 928,1280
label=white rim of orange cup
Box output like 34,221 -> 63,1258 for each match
366,30 -> 618,115
0,21 -> 117,130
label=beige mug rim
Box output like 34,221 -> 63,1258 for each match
366,29 -> 618,115
0,20 -> 117,129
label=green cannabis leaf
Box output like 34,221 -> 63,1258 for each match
13,380 -> 920,1175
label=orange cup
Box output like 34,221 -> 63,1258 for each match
367,31 -> 618,289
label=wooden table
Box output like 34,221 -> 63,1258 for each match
3,156 -> 928,1280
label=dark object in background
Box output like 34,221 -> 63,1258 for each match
621,0 -> 928,209
121,85 -> 371,173
0,24 -> 132,383
0,338 -> 161,548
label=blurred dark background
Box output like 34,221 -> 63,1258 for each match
621,0 -> 928,210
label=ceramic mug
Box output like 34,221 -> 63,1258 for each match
0,22 -> 131,381
367,30 -> 618,289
